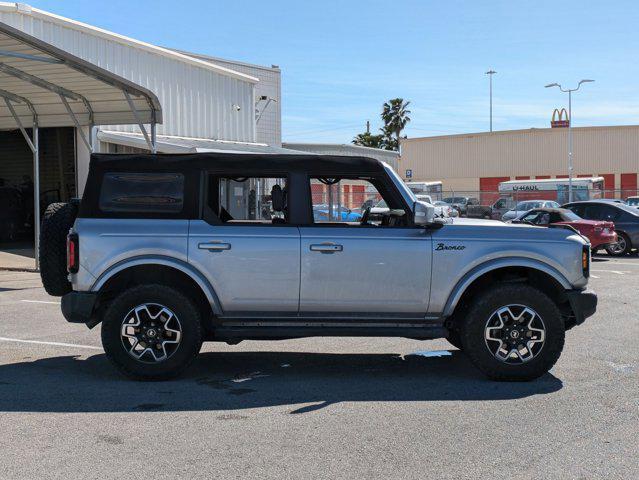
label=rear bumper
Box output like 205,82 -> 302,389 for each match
565,288 -> 597,327
61,291 -> 98,328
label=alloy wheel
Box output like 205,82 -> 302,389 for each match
120,303 -> 182,363
484,304 -> 546,364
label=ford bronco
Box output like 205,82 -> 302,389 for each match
39,153 -> 597,381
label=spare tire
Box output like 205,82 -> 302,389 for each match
39,202 -> 78,296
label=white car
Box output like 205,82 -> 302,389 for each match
372,195 -> 453,219
433,200 -> 459,218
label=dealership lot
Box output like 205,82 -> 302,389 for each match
0,255 -> 637,480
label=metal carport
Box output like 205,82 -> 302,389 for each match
0,21 -> 162,269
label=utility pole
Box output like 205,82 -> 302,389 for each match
366,120 -> 370,134
485,70 -> 496,132
545,79 -> 595,202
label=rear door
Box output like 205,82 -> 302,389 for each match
188,175 -> 300,313
299,176 -> 432,314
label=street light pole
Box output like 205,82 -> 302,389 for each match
545,79 -> 594,203
485,70 -> 496,132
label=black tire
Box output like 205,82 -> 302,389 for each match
446,330 -> 463,350
459,284 -> 565,381
39,202 -> 78,296
101,284 -> 203,380
605,231 -> 631,256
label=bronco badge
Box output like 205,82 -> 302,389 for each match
435,243 -> 466,251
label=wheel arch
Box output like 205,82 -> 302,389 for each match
92,256 -> 223,317
443,258 -> 571,318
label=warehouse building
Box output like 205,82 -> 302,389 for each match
0,2 -> 289,265
400,125 -> 639,200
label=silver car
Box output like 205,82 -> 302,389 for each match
502,200 -> 561,222
39,153 -> 597,382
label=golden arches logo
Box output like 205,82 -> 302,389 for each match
551,108 -> 570,127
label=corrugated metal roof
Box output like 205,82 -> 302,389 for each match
0,21 -> 161,128
98,130 -> 310,155
0,2 -> 258,84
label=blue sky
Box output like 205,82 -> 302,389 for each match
25,0 -> 639,142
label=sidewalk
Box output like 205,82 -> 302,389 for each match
0,245 -> 37,271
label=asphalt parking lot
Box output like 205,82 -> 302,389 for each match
0,254 -> 637,480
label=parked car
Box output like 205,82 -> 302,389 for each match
512,208 -> 617,251
467,197 -> 516,220
313,204 -> 362,222
433,200 -> 458,218
501,200 -> 560,222
563,200 -> 639,256
626,196 -> 639,208
441,196 -> 479,216
42,152 -> 596,382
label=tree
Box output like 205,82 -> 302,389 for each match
352,131 -> 384,149
381,98 -> 411,151
352,98 -> 411,151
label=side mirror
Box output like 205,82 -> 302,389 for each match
414,200 -> 435,226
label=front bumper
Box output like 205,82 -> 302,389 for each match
61,291 -> 99,328
565,288 -> 597,328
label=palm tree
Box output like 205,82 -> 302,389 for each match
381,98 -> 411,150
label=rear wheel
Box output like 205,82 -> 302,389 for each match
101,284 -> 203,380
460,284 -> 565,381
605,231 -> 631,256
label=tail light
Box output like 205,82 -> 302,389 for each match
582,245 -> 590,278
67,233 -> 79,274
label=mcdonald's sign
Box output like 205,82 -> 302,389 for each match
551,108 -> 570,128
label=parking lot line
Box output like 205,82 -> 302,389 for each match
0,336 -> 102,350
591,270 -> 629,275
21,300 -> 61,305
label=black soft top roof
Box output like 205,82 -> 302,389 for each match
89,153 -> 385,175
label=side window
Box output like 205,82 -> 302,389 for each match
568,205 -> 584,217
583,205 -> 602,219
99,172 -> 184,214
206,176 -> 287,224
600,206 -> 620,221
309,177 -> 406,226
522,211 -> 541,223
549,212 -> 563,223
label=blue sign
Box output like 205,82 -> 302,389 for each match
405,169 -> 413,178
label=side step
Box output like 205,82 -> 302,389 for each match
213,324 -> 448,342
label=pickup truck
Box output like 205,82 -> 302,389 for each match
467,197 -> 516,220
39,153 -> 597,381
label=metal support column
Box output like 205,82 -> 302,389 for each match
2,96 -> 39,269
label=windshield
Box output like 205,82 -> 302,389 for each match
374,199 -> 388,208
443,197 -> 466,204
383,164 -> 417,204
561,210 -> 581,221
515,201 -> 543,210
628,197 -> 639,206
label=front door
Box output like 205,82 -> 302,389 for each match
300,177 -> 432,314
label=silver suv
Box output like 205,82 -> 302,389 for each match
39,153 -> 597,381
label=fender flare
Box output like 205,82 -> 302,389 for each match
442,257 -> 572,317
91,255 -> 223,316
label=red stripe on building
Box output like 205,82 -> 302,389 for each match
598,173 -> 615,198
621,173 -> 638,198
535,176 -> 551,179
479,176 -> 509,204
515,176 -> 530,180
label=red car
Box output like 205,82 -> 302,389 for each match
513,208 -> 617,250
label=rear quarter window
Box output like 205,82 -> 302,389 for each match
99,172 -> 184,214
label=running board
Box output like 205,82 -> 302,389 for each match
213,324 -> 448,342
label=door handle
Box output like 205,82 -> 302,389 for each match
198,242 -> 231,252
310,243 -> 343,253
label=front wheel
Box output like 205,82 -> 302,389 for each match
605,232 -> 631,256
459,284 -> 565,381
101,284 -> 203,380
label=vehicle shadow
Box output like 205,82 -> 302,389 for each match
0,350 -> 562,413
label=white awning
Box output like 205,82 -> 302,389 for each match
98,130 -> 311,155
0,20 -> 161,129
